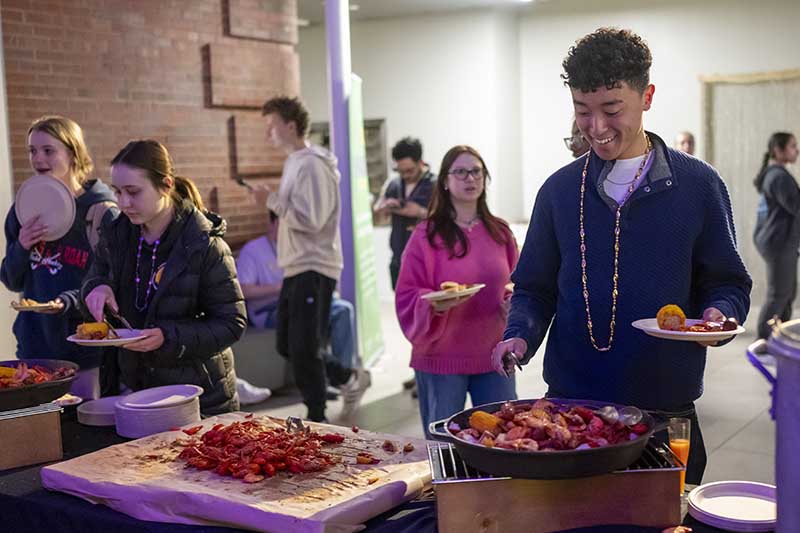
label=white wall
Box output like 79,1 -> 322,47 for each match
519,0 -> 800,215
298,8 -> 524,222
0,13 -> 20,357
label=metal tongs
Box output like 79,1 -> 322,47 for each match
105,304 -> 134,330
285,416 -> 311,435
502,351 -> 523,377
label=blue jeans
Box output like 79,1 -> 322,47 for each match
415,370 -> 517,439
329,298 -> 359,369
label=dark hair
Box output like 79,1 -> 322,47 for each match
754,132 -> 795,192
391,137 -> 423,162
28,115 -> 94,183
268,209 -> 278,223
111,140 -> 205,211
426,145 -> 511,258
562,28 -> 652,93
261,96 -> 310,137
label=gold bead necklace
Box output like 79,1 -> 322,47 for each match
579,135 -> 652,351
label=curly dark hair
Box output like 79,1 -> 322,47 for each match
561,28 -> 652,93
391,137 -> 423,162
261,96 -> 310,137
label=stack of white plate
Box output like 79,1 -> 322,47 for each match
77,396 -> 126,426
114,385 -> 203,439
687,481 -> 776,532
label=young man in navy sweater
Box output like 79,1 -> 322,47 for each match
492,28 -> 751,485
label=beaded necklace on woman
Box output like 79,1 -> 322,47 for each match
579,134 -> 652,351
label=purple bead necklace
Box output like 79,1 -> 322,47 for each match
134,233 -> 160,312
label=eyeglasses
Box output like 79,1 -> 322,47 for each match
564,136 -> 581,150
448,167 -> 486,181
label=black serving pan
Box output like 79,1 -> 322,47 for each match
428,398 -> 656,479
0,359 -> 79,411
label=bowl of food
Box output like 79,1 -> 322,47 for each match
428,398 -> 655,479
0,359 -> 79,411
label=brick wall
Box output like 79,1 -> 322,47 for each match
1,0 -> 300,249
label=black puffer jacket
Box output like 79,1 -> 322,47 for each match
82,203 -> 246,415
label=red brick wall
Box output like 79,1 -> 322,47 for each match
2,0 -> 300,249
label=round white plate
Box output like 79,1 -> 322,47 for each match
117,384 -> 204,409
687,481 -> 776,532
632,318 -> 745,342
15,174 -> 76,242
67,328 -> 146,347
115,396 -> 201,439
421,283 -> 486,302
78,395 -> 126,426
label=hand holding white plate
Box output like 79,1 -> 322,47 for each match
632,318 -> 745,342
67,328 -> 147,347
421,283 -> 486,302
15,174 -> 76,242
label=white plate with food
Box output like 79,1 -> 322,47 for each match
422,283 -> 486,302
15,174 -> 76,242
632,318 -> 745,342
67,323 -> 146,347
687,481 -> 776,532
10,298 -> 62,312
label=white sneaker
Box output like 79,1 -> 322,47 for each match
236,378 -> 272,406
340,369 -> 371,419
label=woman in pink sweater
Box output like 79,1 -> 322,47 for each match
395,145 -> 518,437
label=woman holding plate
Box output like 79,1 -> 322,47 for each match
395,145 -> 518,437
1,116 -> 118,398
82,140 -> 246,415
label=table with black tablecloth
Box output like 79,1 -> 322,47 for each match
0,410 -> 761,533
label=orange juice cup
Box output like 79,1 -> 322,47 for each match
668,417 -> 691,495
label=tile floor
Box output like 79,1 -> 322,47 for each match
245,302 -> 776,486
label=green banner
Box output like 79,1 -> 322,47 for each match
348,75 -> 384,365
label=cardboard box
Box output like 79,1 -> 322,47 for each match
0,407 -> 62,470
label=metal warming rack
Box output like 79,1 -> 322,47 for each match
428,439 -> 683,483
427,440 -> 684,532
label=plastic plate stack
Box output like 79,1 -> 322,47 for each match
114,385 -> 203,438
687,481 -> 777,532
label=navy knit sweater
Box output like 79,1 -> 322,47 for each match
505,133 -> 751,410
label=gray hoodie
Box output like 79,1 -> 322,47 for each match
266,143 -> 343,280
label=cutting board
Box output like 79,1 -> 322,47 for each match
41,413 -> 432,533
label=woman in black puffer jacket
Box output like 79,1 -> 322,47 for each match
82,140 -> 246,415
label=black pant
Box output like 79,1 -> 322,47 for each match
756,248 -> 798,339
276,271 -> 336,422
390,255 -> 401,290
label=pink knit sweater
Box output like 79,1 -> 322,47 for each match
395,221 -> 519,375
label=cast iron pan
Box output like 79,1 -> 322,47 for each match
0,359 -> 79,411
429,398 -> 656,479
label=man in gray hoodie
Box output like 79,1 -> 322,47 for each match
255,96 -> 369,422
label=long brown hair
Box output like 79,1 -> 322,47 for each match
426,145 -> 511,258
111,140 -> 205,210
28,115 -> 94,183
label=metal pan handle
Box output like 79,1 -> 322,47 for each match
746,338 -> 777,419
428,418 -> 455,441
746,339 -> 777,385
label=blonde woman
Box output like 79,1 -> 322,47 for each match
1,116 -> 118,398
